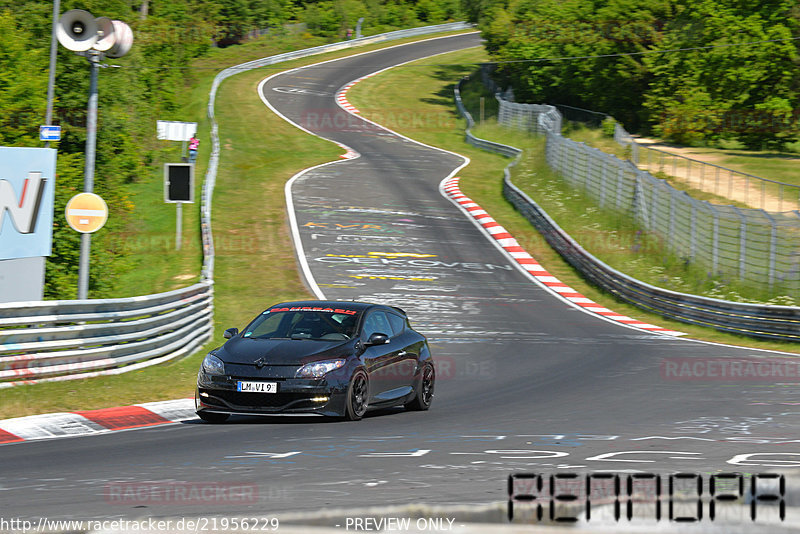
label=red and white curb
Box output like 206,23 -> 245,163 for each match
0,398 -> 196,445
335,72 -> 378,115
442,177 -> 686,337
335,68 -> 685,337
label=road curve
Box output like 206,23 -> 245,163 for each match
2,33 -> 799,525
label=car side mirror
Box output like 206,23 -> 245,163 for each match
223,327 -> 239,339
364,332 -> 390,346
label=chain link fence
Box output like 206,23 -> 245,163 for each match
455,77 -> 799,339
614,123 -> 800,212
544,135 -> 800,292
496,97 -> 562,135
483,79 -> 800,293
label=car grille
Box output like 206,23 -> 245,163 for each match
206,389 -> 315,409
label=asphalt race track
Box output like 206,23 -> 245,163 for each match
2,33 -> 800,527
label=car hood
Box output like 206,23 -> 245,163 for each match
216,337 -> 353,366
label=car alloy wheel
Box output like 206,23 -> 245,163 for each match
345,370 -> 368,421
405,363 -> 434,411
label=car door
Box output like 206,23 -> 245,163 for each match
360,310 -> 402,400
386,311 -> 419,389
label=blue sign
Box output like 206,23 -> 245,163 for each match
0,147 -> 57,260
39,125 -> 61,141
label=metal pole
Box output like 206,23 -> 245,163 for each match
44,0 -> 61,149
77,51 -> 101,300
176,202 -> 182,250
356,17 -> 364,39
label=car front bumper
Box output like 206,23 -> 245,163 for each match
195,371 -> 349,417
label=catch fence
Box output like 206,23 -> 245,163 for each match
491,90 -> 800,293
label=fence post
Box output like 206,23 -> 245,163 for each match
651,179 -> 659,231
690,199 -> 698,261
669,186 -> 677,249
599,157 -> 608,208
745,174 -> 750,206
731,206 -> 747,280
728,169 -> 733,199
763,211 -> 777,288
633,174 -> 650,229
708,202 -> 719,274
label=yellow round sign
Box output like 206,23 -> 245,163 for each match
65,192 -> 108,233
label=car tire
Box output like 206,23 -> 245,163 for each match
197,411 -> 229,423
344,370 -> 369,421
405,363 -> 434,411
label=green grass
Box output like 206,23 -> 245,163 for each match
0,29 -> 478,419
345,48 -> 800,353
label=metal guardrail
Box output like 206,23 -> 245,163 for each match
0,283 -> 213,387
0,23 -> 475,388
455,77 -> 800,342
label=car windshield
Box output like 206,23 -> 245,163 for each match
242,306 -> 361,341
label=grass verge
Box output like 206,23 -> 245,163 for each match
0,29 -> 478,419
345,48 -> 800,354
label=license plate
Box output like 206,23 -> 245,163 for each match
237,381 -> 278,393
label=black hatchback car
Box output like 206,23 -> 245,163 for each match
195,301 -> 434,422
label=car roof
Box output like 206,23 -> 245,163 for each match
267,300 -> 405,316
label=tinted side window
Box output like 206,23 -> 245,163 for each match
362,311 -> 391,339
387,313 -> 405,337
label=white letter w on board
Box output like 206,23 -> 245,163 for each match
0,172 -> 46,234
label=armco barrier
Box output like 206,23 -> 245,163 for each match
0,283 -> 213,387
455,77 -> 800,341
0,23 -> 474,387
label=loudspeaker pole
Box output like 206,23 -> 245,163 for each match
77,50 -> 101,299
56,9 -> 134,299
44,0 -> 60,150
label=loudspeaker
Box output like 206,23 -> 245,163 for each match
56,10 -> 98,51
92,17 -> 115,52
106,20 -> 133,57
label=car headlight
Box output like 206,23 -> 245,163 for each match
295,359 -> 346,379
202,354 -> 225,376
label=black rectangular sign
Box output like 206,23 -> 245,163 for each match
164,163 -> 194,203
